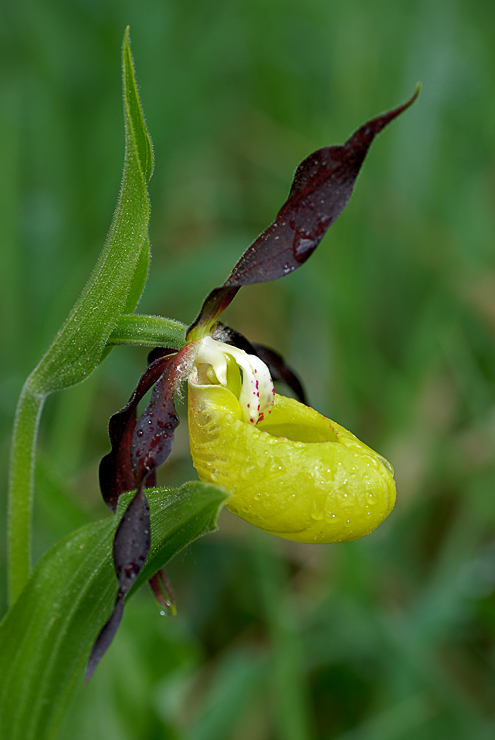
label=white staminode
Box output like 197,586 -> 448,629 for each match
192,336 -> 274,425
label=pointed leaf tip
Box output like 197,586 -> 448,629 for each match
122,27 -> 154,183
27,27 -> 155,397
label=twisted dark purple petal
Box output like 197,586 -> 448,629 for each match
187,88 -> 418,338
226,88 -> 419,285
130,344 -> 197,485
85,591 -> 125,683
90,348 -> 188,681
99,350 -> 175,511
113,485 -> 151,593
86,484 -> 150,682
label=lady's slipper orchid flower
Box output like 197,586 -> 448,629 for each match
87,88 -> 418,680
188,338 -> 395,544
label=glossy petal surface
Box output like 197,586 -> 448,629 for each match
188,382 -> 396,543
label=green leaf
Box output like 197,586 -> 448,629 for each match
122,237 -> 151,315
28,27 -> 153,396
0,481 -> 228,740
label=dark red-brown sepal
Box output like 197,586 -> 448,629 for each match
149,569 -> 176,615
86,484 -> 150,682
99,349 -> 176,512
131,342 -> 198,485
225,87 -> 419,286
85,591 -> 125,683
186,89 -> 418,339
90,347 -> 197,681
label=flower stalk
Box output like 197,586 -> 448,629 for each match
107,314 -> 187,349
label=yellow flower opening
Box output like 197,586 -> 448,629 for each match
188,339 -> 396,544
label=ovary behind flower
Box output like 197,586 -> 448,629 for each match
188,340 -> 396,544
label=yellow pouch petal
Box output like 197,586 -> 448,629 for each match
188,381 -> 396,544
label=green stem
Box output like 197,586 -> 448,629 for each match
7,380 -> 45,605
7,314 -> 187,604
7,314 -> 187,606
106,314 -> 187,349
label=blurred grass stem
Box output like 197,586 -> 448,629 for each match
254,534 -> 315,740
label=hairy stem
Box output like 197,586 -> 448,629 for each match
107,314 -> 187,349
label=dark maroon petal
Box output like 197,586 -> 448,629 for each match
131,343 -> 196,484
251,343 -> 307,405
149,569 -> 176,615
147,346 -> 177,365
131,377 -> 179,484
99,351 -> 175,511
85,591 -> 125,683
225,87 -> 419,285
113,485 -> 151,595
86,486 -> 151,682
187,89 -> 418,338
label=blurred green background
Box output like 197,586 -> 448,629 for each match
2,0 -> 495,738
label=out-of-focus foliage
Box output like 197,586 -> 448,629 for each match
1,0 -> 495,738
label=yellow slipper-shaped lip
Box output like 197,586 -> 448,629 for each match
188,377 -> 396,544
